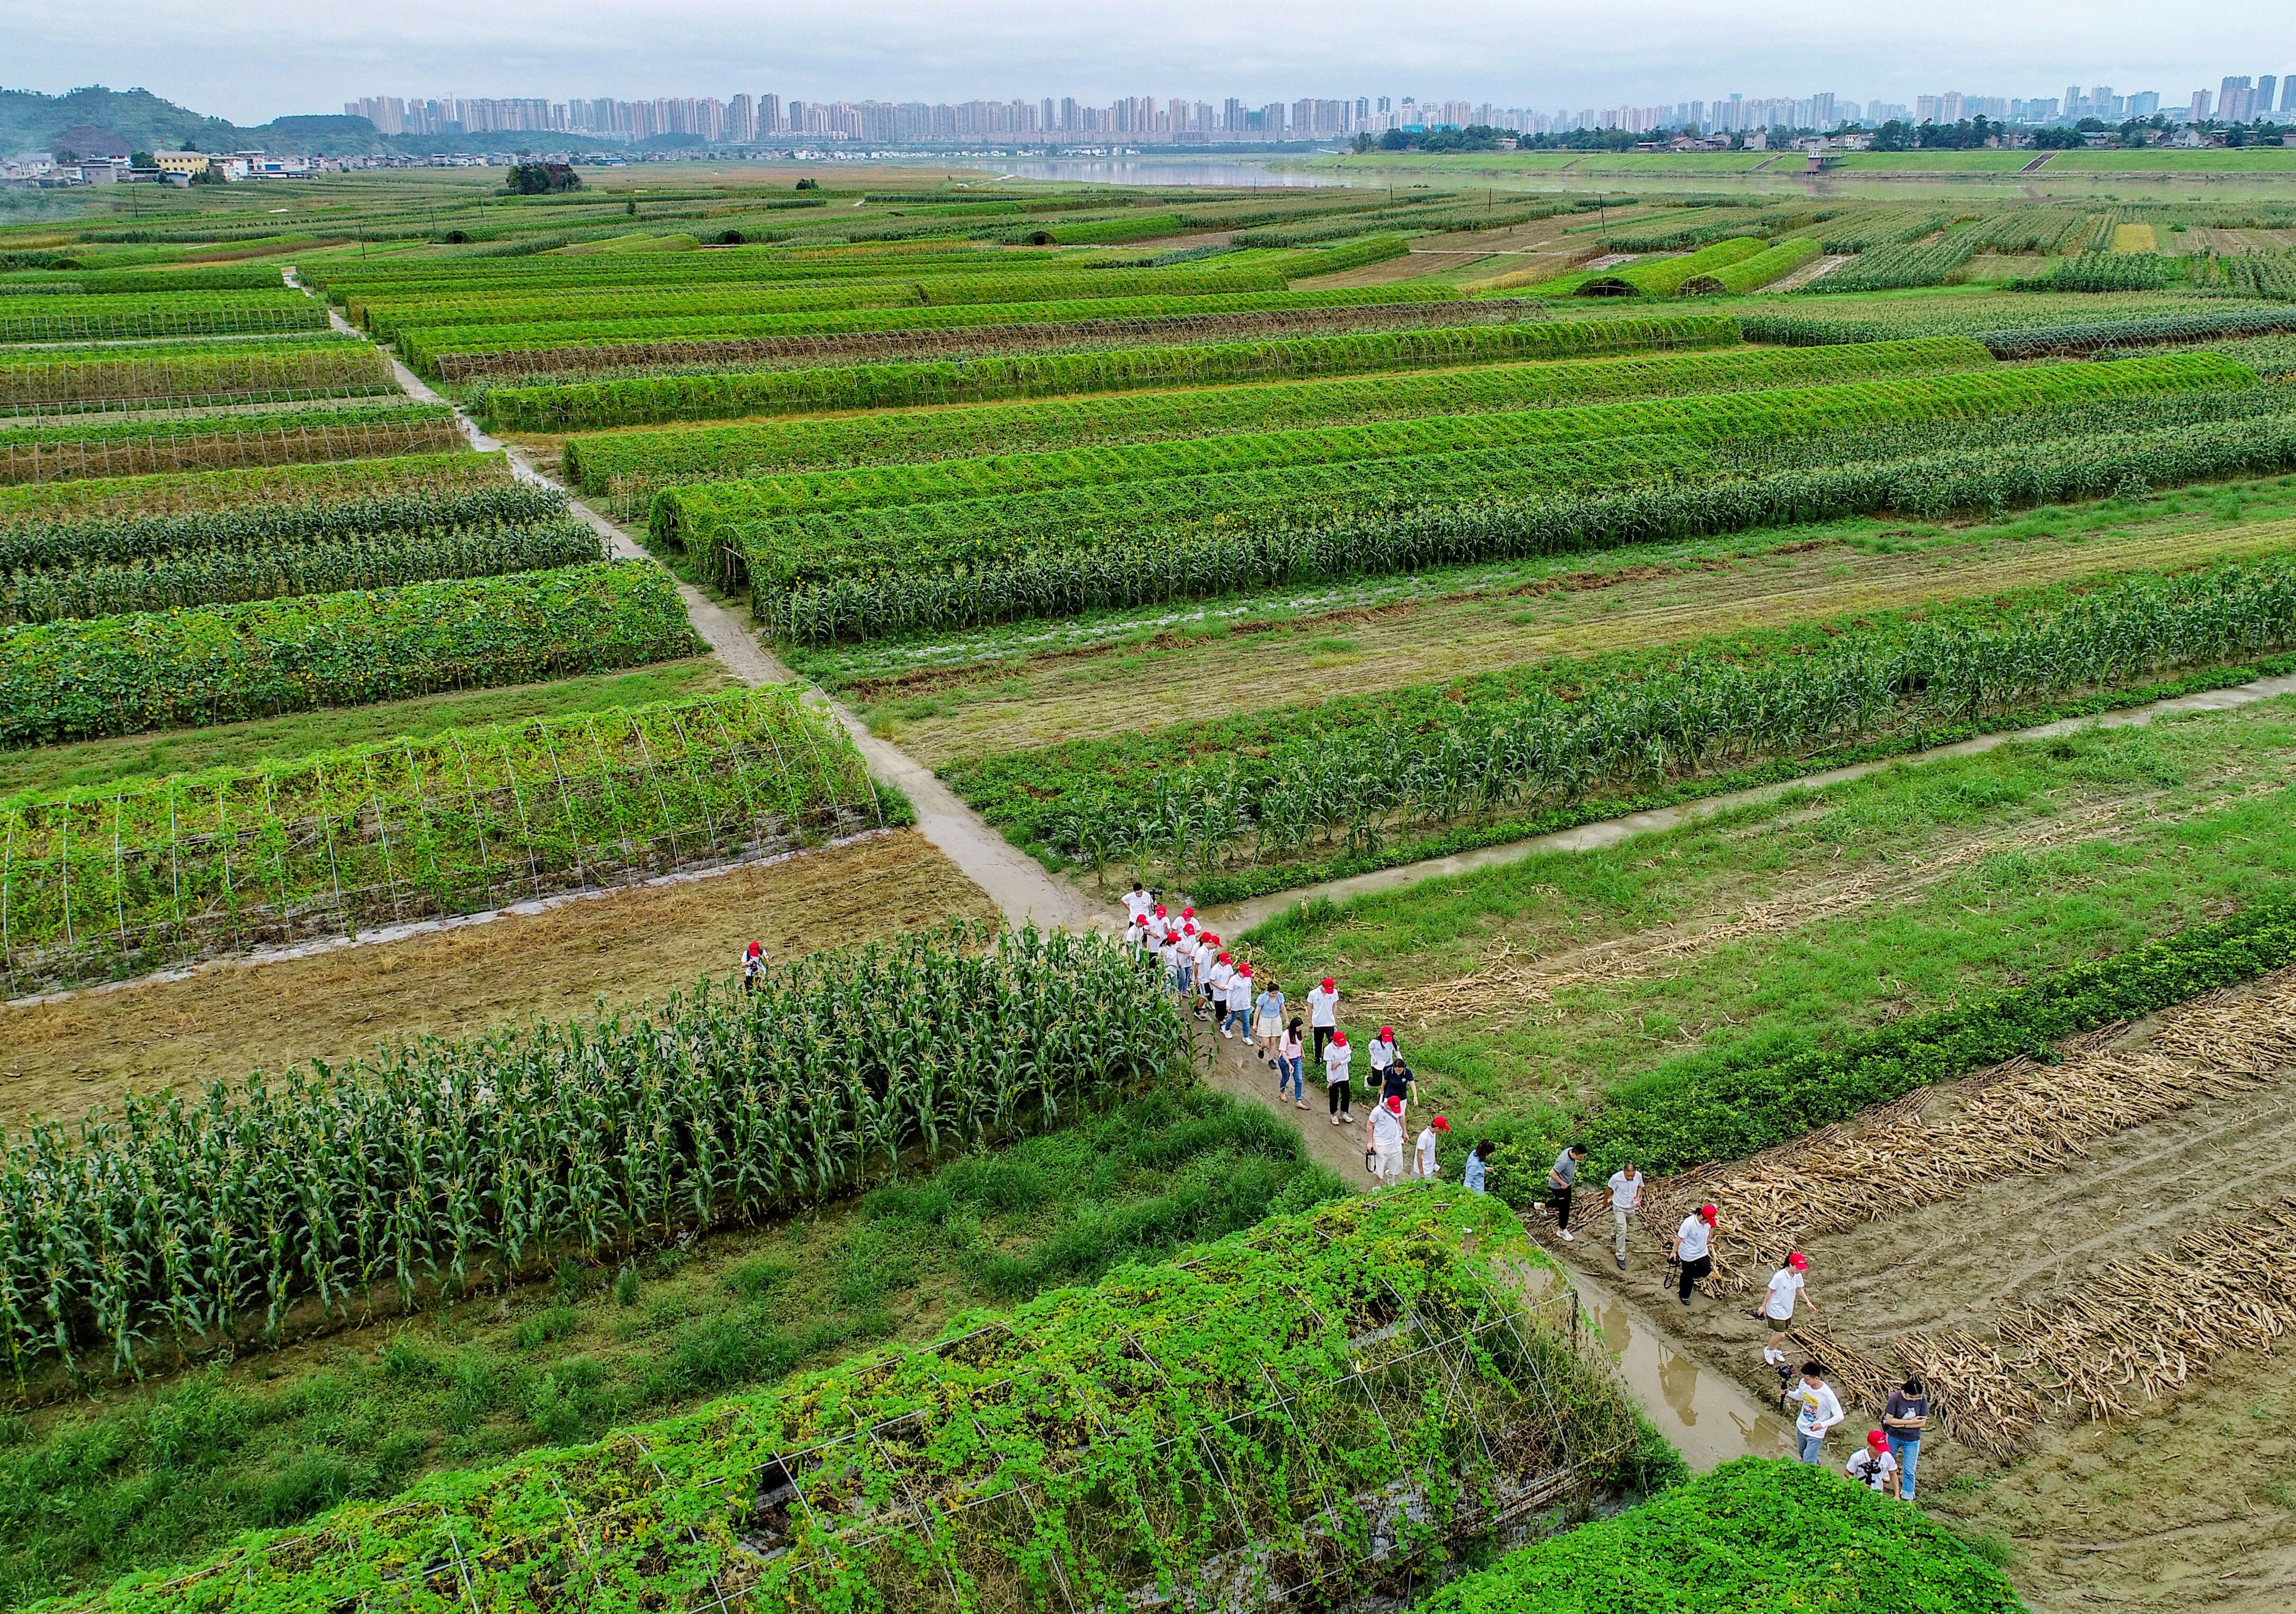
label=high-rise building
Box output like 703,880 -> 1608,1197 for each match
2125,91 -> 2159,119
2283,76 -> 2296,115
2220,76 -> 2254,121
727,94 -> 755,143
2191,89 -> 2214,122
2257,77 -> 2278,118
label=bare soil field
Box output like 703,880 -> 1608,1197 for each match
872,517 -> 2296,765
0,828 -> 993,1128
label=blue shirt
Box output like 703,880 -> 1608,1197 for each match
1463,1152 -> 1487,1195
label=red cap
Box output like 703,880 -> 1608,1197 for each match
1429,1116 -> 1450,1132
746,941 -> 762,957
1216,951 -> 1231,963
1385,1095 -> 1404,1114
1379,1026 -> 1394,1040
1697,1205 -> 1718,1225
1203,934 -> 1218,945
1322,977 -> 1335,991
1787,1252 -> 1808,1271
1867,1430 -> 1887,1451
1239,963 -> 1252,975
1332,1033 -> 1347,1047
1184,921 -> 1196,934
1154,904 -> 1166,916
1181,907 -> 1195,918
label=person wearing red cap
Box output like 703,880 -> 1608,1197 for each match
1670,1204 -> 1718,1305
1222,962 -> 1253,1039
1204,948 -> 1234,1025
1306,976 -> 1340,1068
1367,1025 -> 1398,1098
1366,1093 -> 1407,1185
1844,1429 -> 1898,1494
1414,1115 -> 1450,1180
1323,1030 -> 1353,1125
1758,1253 -> 1811,1364
742,940 -> 767,994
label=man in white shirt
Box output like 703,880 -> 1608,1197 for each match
1669,1204 -> 1716,1306
1366,1095 -> 1407,1185
1791,1362 -> 1844,1465
1414,1115 -> 1449,1179
1602,1162 -> 1642,1272
1306,977 -> 1340,1066
1759,1253 -> 1810,1365
1323,1032 -> 1353,1125
1123,883 -> 1154,928
1205,952 -> 1235,1025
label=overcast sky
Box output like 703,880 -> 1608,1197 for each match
14,0 -> 2296,125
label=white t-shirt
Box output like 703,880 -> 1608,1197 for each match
1674,1215 -> 1712,1262
1369,1106 -> 1405,1151
1306,986 -> 1339,1027
1764,1269 -> 1806,1322
1369,1038 -> 1395,1071
1124,890 -> 1153,923
1324,1042 -> 1352,1084
1845,1448 -> 1898,1490
1226,974 -> 1251,1010
1793,1379 -> 1843,1438
1414,1127 -> 1441,1177
1207,961 -> 1234,995
1607,1170 -> 1642,1210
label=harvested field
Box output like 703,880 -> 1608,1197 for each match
0,828 -> 992,1128
863,514 -> 2296,764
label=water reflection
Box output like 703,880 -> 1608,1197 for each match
1566,1270 -> 1796,1469
960,160 -> 1352,189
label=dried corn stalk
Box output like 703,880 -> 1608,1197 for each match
1894,1327 -> 2043,1460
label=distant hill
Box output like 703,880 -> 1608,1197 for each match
1,85 -> 624,158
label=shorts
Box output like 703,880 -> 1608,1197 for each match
1256,1015 -> 1279,1038
1373,1147 -> 1405,1184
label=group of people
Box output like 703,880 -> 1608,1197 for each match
1124,884 -> 1499,1193
1121,887 -> 1928,1500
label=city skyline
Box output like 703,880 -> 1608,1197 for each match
15,0 -> 2296,131
343,74 -> 2296,147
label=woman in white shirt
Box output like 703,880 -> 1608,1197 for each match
1757,1252 -> 1810,1364
1669,1204 -> 1716,1306
1413,1115 -> 1449,1179
1323,1032 -> 1353,1125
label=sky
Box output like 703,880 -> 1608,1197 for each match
12,0 -> 2296,125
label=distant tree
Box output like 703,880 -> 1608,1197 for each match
1870,120 -> 1914,151
1350,131 -> 1373,153
794,177 -> 819,190
2031,125 -> 2086,149
130,150 -> 155,168
503,162 -> 579,194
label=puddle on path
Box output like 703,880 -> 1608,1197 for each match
1558,1267 -> 1798,1469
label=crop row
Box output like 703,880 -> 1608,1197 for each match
665,359 -> 2238,576
1816,208 -> 1963,253
1803,230 -> 1978,293
751,402 -> 2296,644
1961,206 -> 2095,255
1579,236 -> 1769,297
0,480 -> 567,570
0,559 -> 702,745
0,345 -> 397,407
0,295 -> 330,343
0,516 -> 604,624
441,292 -> 1515,385
0,265 -> 295,295
0,449 -> 510,528
0,334 -> 357,369
2190,251 -> 2296,301
965,558 -> 2296,876
392,283 -> 1459,373
562,336 -> 1994,498
52,1191 -> 1624,1614
2017,251 -> 2181,293
355,264 -> 1295,338
0,925 -> 1191,1379
0,414 -> 469,486
1738,302 -> 2296,354
1683,237 -> 1824,294
0,400 -> 451,451
480,304 -> 1695,430
313,243 -> 1083,298
1,685 -> 884,989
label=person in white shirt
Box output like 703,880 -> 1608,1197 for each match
1758,1253 -> 1810,1365
1197,934 -> 1225,1020
1844,1430 -> 1899,1494
1602,1162 -> 1643,1273
1123,882 -> 1154,928
1791,1362 -> 1844,1465
1305,976 -> 1340,1066
1223,962 -> 1253,1039
1366,1095 -> 1407,1185
1323,1032 -> 1353,1125
1414,1115 -> 1449,1179
1669,1204 -> 1716,1306
1205,952 -> 1235,1024
1159,929 -> 1185,993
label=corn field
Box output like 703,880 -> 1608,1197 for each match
1027,558 -> 2296,875
0,685 -> 883,989
0,345 -> 396,410
0,923 -> 1191,1376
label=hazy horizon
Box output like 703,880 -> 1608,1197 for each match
11,0 -> 2296,129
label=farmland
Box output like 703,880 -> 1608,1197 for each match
8,168 -> 2296,1612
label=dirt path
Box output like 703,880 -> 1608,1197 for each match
1201,668 -> 2296,936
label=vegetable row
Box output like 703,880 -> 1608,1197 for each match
0,559 -> 701,744
2,686 -> 883,989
